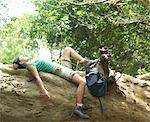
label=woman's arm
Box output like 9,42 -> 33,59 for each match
26,64 -> 50,99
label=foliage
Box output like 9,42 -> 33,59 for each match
31,0 -> 150,75
0,15 -> 38,64
0,0 -> 149,75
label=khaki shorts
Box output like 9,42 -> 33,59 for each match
60,65 -> 76,80
52,55 -> 77,80
53,65 -> 76,81
52,57 -> 75,81
59,58 -> 72,69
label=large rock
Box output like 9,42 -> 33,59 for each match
0,64 -> 150,122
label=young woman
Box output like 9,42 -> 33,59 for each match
13,47 -> 95,119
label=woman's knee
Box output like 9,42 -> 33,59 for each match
80,80 -> 86,86
64,47 -> 72,53
62,47 -> 72,57
73,74 -> 86,85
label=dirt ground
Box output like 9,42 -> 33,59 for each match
1,85 -> 149,122
0,69 -> 150,122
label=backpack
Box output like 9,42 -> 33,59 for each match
85,63 -> 108,113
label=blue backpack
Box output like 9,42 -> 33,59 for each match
85,63 -> 108,113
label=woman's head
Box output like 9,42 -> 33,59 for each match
12,56 -> 29,69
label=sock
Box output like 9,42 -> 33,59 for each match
77,103 -> 83,107
80,58 -> 85,63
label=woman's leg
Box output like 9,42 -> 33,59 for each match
62,47 -> 84,62
72,74 -> 86,104
72,73 -> 89,119
62,47 -> 96,67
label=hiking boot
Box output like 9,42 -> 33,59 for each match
82,104 -> 91,111
82,58 -> 98,67
73,106 -> 90,119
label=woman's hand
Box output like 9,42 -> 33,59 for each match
41,90 -> 56,100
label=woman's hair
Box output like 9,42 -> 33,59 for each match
12,57 -> 26,69
13,57 -> 20,64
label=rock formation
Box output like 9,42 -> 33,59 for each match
0,64 -> 150,122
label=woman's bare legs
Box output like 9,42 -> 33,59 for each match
62,47 -> 86,103
62,47 -> 84,62
62,47 -> 90,118
72,74 -> 86,104
72,73 -> 89,119
62,47 -> 95,67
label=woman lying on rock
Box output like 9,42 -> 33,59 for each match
12,47 -> 96,119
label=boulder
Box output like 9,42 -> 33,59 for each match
0,64 -> 150,122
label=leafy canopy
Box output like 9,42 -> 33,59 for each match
31,0 -> 150,75
0,0 -> 149,75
